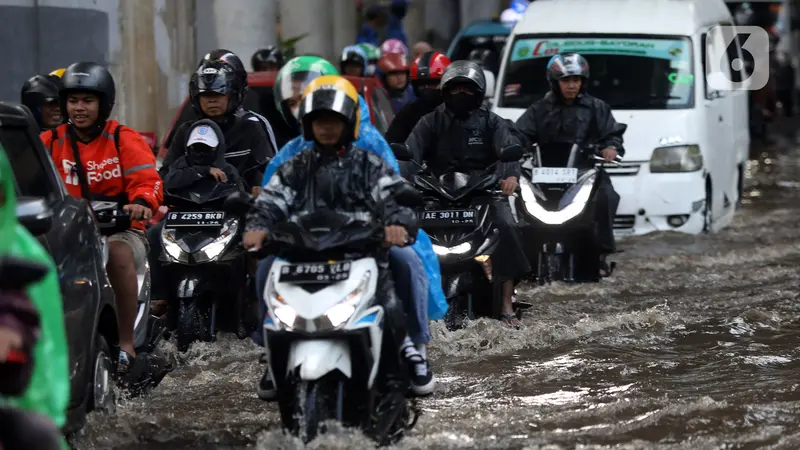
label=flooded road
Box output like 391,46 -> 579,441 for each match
73,129 -> 800,449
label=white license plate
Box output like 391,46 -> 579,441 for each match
531,167 -> 578,183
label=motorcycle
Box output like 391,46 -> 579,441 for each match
516,142 -> 622,284
91,201 -> 170,392
225,184 -> 423,445
158,181 -> 253,352
391,143 -> 528,329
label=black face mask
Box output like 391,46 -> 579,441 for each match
417,88 -> 442,104
444,93 -> 478,117
188,150 -> 215,166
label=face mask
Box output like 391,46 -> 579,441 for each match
417,88 -> 442,103
444,93 -> 478,117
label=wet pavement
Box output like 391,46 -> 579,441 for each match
73,126 -> 800,449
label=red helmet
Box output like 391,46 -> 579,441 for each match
377,52 -> 409,73
411,51 -> 450,84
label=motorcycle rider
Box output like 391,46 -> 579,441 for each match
20,75 -> 63,130
254,58 -> 446,400
162,121 -> 240,190
378,52 -> 416,112
357,43 -> 382,76
40,62 -> 163,379
244,75 -> 419,399
340,45 -> 368,77
251,45 -> 285,73
385,51 -> 451,144
404,60 -> 530,328
513,53 -> 625,277
149,57 -> 272,316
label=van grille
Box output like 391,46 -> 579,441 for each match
614,215 -> 635,229
602,162 -> 641,176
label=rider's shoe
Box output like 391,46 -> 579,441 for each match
401,342 -> 435,396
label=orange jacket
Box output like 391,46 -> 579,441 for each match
41,120 -> 163,230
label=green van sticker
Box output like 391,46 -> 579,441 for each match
510,37 -> 690,62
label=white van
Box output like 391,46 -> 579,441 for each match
493,0 -> 750,236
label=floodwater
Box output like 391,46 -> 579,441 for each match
73,128 -> 800,449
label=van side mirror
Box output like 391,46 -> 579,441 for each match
499,144 -> 523,162
16,198 -> 53,236
390,143 -> 413,161
483,69 -> 496,99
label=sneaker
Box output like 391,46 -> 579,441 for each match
402,345 -> 435,396
256,367 -> 276,401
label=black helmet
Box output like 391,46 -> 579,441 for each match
252,46 -> 285,71
546,53 -> 589,93
190,59 -> 243,116
60,62 -> 116,123
21,75 -> 61,127
200,49 -> 248,100
441,61 -> 486,115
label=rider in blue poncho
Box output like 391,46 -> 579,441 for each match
253,57 -> 446,400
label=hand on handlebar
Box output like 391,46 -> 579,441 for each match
499,176 -> 519,195
600,147 -> 618,162
209,167 -> 228,183
384,225 -> 409,247
244,229 -> 268,251
122,203 -> 152,221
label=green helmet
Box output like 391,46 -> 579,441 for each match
274,56 -> 339,130
357,43 -> 381,63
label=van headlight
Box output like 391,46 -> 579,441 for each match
650,145 -> 703,173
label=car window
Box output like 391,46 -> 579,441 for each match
371,88 -> 395,135
0,127 -> 55,198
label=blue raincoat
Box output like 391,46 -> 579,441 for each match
261,95 -> 448,320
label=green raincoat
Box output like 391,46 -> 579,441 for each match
0,144 -> 70,431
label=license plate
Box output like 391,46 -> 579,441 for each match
421,209 -> 477,227
531,167 -> 578,183
164,211 -> 226,228
278,261 -> 352,283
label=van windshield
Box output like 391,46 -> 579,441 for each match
499,35 -> 695,110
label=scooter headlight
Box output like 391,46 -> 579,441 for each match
197,218 -> 239,261
520,177 -> 594,225
266,276 -> 296,329
325,272 -> 372,328
432,242 -> 472,256
161,227 -> 189,263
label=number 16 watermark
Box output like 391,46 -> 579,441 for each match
706,25 -> 770,91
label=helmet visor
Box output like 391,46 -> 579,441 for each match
196,69 -> 234,95
276,70 -> 327,119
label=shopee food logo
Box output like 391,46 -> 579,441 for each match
61,157 -> 121,186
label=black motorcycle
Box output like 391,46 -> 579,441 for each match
158,181 -> 252,351
391,143 -> 527,329
516,142 -> 622,283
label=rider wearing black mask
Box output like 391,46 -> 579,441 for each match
403,60 -> 531,328
513,53 -> 626,277
385,51 -> 451,145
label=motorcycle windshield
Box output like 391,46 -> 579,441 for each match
165,180 -> 240,208
273,209 -> 379,254
419,171 -> 495,200
536,142 -> 574,168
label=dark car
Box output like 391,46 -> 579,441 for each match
156,72 -> 397,164
0,102 -> 117,433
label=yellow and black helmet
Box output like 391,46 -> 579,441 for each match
299,75 -> 360,144
49,68 -> 66,78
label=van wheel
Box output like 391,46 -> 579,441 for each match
90,334 -> 116,413
702,179 -> 713,234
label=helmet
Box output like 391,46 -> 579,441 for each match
358,43 -> 382,63
378,53 -> 410,95
411,51 -> 450,95
380,38 -> 408,56
441,60 -> 486,113
546,53 -> 590,93
190,59 -> 243,116
60,62 -> 116,124
340,45 -> 368,75
20,75 -> 61,128
251,46 -> 285,71
49,68 -> 66,78
299,75 -> 360,145
199,49 -> 248,102
274,56 -> 339,131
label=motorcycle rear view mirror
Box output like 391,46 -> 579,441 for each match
223,191 -> 254,215
394,184 -> 423,207
15,197 -> 53,236
499,144 -> 523,162
390,143 -> 413,161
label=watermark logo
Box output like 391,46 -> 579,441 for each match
706,25 -> 769,91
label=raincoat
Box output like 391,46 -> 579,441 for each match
0,146 -> 69,441
261,95 -> 448,320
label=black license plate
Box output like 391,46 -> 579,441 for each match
278,261 -> 352,284
421,209 -> 477,227
164,211 -> 226,228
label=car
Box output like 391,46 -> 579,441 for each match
156,72 -> 397,165
0,102 -> 118,433
446,18 -> 512,76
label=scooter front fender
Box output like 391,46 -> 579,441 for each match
287,340 -> 352,381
